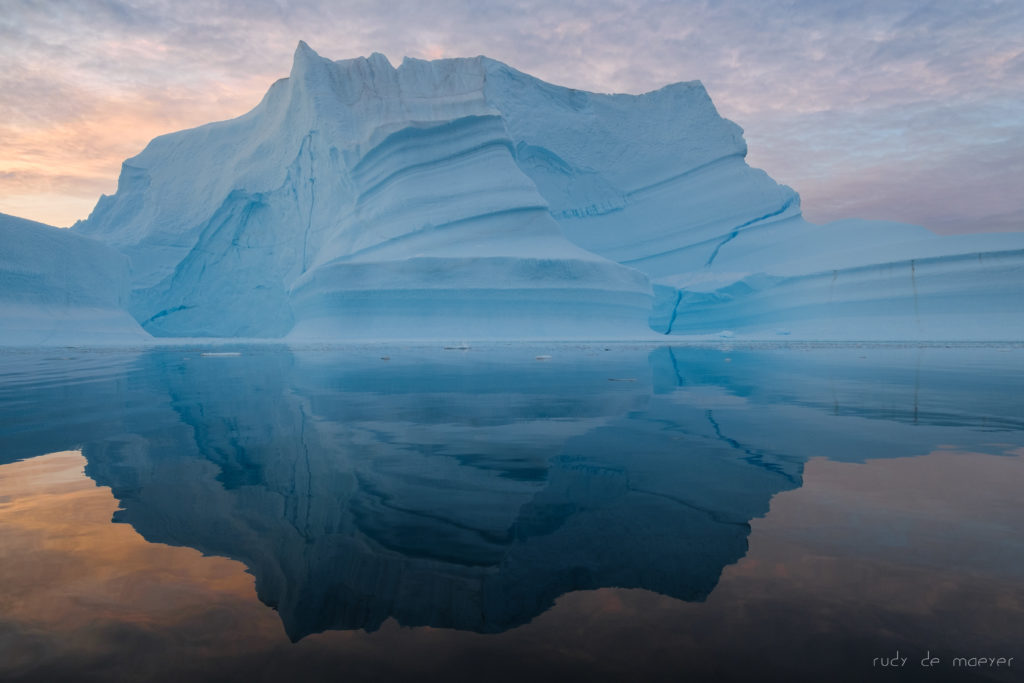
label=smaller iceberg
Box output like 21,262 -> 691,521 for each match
0,213 -> 148,345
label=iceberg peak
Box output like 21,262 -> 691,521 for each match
294,39 -> 316,60
290,39 -> 329,79
366,52 -> 393,69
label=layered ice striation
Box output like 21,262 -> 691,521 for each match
478,65 -> 1024,340
2,40 -> 1012,342
73,43 -> 652,340
0,213 -> 148,345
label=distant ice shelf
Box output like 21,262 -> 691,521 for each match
1,42 -> 1021,344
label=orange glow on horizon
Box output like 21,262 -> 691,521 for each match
0,77 -> 273,227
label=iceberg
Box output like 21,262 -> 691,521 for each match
1,41 -> 1019,342
72,43 -> 653,340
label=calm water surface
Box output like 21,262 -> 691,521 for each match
0,344 -> 1021,682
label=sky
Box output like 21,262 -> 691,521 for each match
1,0 -> 1021,234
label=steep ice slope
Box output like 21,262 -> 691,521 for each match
482,60 -> 805,281
75,43 -> 653,340
0,213 -> 149,345
479,61 -> 1024,338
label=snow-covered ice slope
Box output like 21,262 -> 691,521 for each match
74,43 -> 652,340
0,213 -> 149,345
68,42 -> 1022,340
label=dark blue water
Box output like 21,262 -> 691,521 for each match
0,344 -> 1021,682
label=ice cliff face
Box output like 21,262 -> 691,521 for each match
30,41 -> 1018,341
73,43 -> 653,339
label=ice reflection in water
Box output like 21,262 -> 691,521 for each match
0,344 -> 1022,680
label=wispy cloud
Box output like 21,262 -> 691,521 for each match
1,0 -> 1021,232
